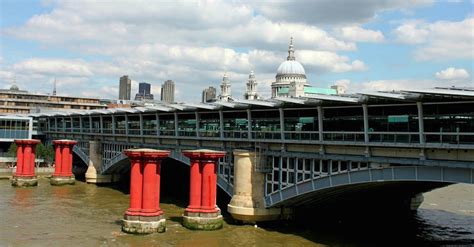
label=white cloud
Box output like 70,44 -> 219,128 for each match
435,67 -> 470,80
393,17 -> 474,60
12,59 -> 93,77
333,26 -> 385,42
253,0 -> 432,25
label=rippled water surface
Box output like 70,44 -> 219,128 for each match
0,179 -> 472,246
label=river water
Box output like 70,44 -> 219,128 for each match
0,179 -> 473,246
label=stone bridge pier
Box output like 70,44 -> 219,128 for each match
85,140 -> 120,183
50,140 -> 77,185
228,150 -> 290,223
12,139 -> 40,187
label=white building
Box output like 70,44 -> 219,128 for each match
218,73 -> 232,101
244,71 -> 259,100
271,37 -> 339,98
271,37 -> 308,98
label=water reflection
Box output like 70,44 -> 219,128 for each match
12,187 -> 33,208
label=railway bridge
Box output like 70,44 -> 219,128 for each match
31,87 -> 474,222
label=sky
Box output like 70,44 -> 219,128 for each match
0,0 -> 473,102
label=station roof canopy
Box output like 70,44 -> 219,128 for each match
16,87 -> 473,118
402,87 -> 474,98
304,94 -> 361,103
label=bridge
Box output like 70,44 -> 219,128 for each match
30,87 -> 474,222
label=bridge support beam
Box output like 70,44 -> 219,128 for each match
51,140 -> 77,186
182,149 -> 226,230
122,148 -> 170,234
228,150 -> 290,223
12,139 -> 40,187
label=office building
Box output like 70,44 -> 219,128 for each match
119,75 -> 131,100
161,80 -> 175,103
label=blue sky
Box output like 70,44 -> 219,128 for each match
0,0 -> 472,101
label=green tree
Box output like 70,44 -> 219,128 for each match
35,143 -> 54,165
7,143 -> 17,157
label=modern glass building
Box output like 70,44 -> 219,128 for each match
0,116 -> 32,141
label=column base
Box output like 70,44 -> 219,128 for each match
182,210 -> 223,230
227,204 -> 290,223
11,176 -> 38,187
122,214 -> 166,234
50,175 -> 76,186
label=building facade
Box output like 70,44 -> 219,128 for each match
271,37 -> 308,98
161,80 -> 175,103
218,73 -> 232,102
0,85 -> 105,114
135,82 -> 154,100
271,38 -> 338,98
202,86 -> 217,103
119,75 -> 132,100
244,71 -> 259,100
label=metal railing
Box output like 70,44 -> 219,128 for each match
46,127 -> 474,145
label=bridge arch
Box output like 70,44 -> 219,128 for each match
266,166 -> 473,208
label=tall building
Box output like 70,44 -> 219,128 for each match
119,75 -> 132,100
244,71 -> 259,100
135,82 -> 154,100
218,73 -> 232,101
161,80 -> 175,103
202,86 -> 216,103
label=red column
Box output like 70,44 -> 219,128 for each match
155,158 -> 162,214
123,150 -> 143,216
15,144 -> 24,176
141,157 -> 158,216
23,144 -> 32,176
53,144 -> 62,176
52,140 -> 77,177
14,139 -> 40,177
61,144 -> 70,176
182,153 -> 202,213
182,150 -> 226,213
123,149 -> 170,218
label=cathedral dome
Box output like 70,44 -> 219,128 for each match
10,84 -> 19,91
276,60 -> 306,76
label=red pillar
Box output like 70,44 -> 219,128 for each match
14,139 -> 40,177
182,155 -> 202,213
141,156 -> 158,216
52,140 -> 77,177
12,139 -> 40,187
15,144 -> 24,176
53,144 -> 62,176
123,149 -> 170,218
123,150 -> 143,216
182,150 -> 226,213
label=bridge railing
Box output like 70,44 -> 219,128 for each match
369,132 -> 420,143
323,131 -> 365,142
252,131 -> 281,140
223,130 -> 248,139
198,130 -> 220,137
284,131 -> 319,141
425,132 -> 474,144
46,126 -> 474,146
